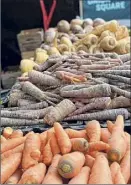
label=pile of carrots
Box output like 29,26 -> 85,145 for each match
1,115 -> 130,184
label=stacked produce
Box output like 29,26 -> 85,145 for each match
1,116 -> 130,184
1,52 -> 130,127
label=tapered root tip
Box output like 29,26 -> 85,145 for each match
107,149 -> 121,162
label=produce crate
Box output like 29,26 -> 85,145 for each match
17,28 -> 44,59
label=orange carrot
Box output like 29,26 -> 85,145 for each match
68,166 -> 90,184
10,130 -> 23,139
107,120 -> 114,133
2,127 -> 13,139
110,162 -> 120,183
22,133 -> 41,170
18,163 -> 46,184
101,128 -> 111,143
54,122 -> 72,154
107,115 -> 127,162
1,153 -> 22,184
40,131 -> 48,153
89,154 -> 113,184
65,129 -> 88,139
1,135 -> 7,143
87,151 -> 98,158
71,138 -> 88,152
42,140 -> 53,166
87,141 -> 110,152
85,154 -> 95,168
120,149 -> 130,183
50,132 -> 61,155
114,168 -> 126,184
47,128 -> 55,140
1,137 -> 25,153
5,169 -> 22,184
42,154 -> 63,184
58,152 -> 85,179
25,131 -> 34,138
1,143 -> 24,160
86,120 -> 101,142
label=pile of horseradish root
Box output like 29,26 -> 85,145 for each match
1,116 -> 130,184
1,52 -> 130,127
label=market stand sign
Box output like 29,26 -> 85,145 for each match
80,0 -> 130,27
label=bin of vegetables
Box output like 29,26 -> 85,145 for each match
1,115 -> 130,184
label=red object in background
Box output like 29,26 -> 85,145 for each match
40,0 -> 57,31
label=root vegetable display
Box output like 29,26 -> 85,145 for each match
1,115 -> 130,184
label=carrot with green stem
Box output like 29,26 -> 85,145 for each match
42,140 -> 53,166
68,166 -> 90,184
1,143 -> 24,160
88,154 -> 113,184
58,152 -> 85,179
86,120 -> 101,142
107,115 -> 127,162
71,138 -> 88,152
3,127 -> 13,139
18,163 -> 46,184
5,169 -> 22,184
54,122 -> 72,154
22,133 -> 41,170
1,137 -> 25,153
1,153 -> 22,184
65,129 -> 88,139
85,154 -> 95,168
42,154 -> 63,184
101,128 -> 111,143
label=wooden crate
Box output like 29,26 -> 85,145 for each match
17,28 -> 44,53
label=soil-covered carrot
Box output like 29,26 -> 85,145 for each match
50,132 -> 61,155
85,154 -> 95,168
60,84 -> 111,98
1,135 -> 7,143
65,129 -> 87,139
110,85 -> 130,99
71,138 -> 88,152
69,97 -> 111,116
107,115 -> 127,162
86,120 -> 101,142
42,154 -> 63,184
58,152 -> 85,179
101,128 -> 111,143
10,130 -> 23,139
87,141 -> 110,153
89,154 -> 113,184
120,53 -> 130,62
22,133 -> 41,170
102,73 -> 130,84
69,166 -> 90,184
42,140 -> 53,166
65,108 -> 129,121
1,153 -> 22,184
1,137 -> 25,153
3,127 -> 13,139
5,169 -> 22,184
54,122 -> 72,154
28,70 -> 60,86
44,99 -> 76,125
18,163 -> 46,184
1,143 -> 24,160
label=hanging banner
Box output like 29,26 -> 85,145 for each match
79,0 -> 130,27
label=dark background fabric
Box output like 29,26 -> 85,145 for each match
1,0 -> 79,70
